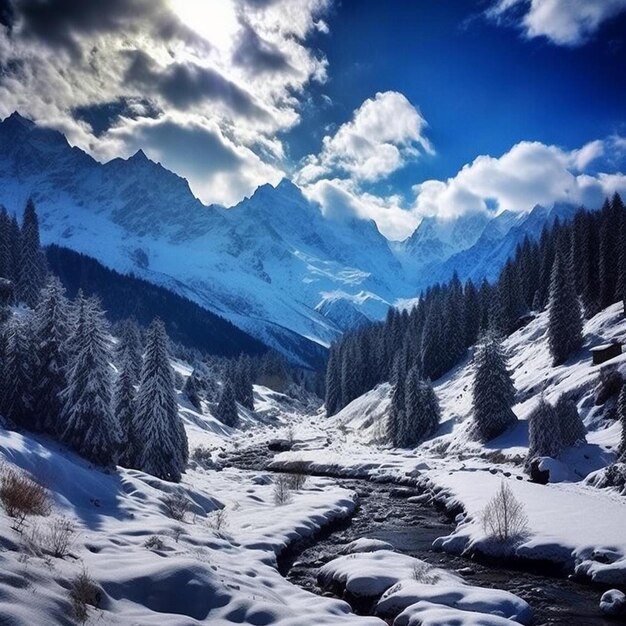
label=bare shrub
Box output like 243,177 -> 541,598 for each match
207,508 -> 229,534
285,425 -> 295,446
170,526 -> 184,543
273,474 -> 293,505
412,561 -> 440,584
30,516 -> 76,558
69,568 -> 101,624
482,482 -> 529,542
191,445 -> 215,470
162,492 -> 191,521
286,460 -> 308,491
0,465 -> 52,532
144,535 -> 165,550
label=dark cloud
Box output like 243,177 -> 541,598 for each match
124,118 -> 244,181
73,97 -> 160,136
0,0 -> 14,29
11,0 -> 196,55
232,21 -> 292,74
124,50 -> 266,119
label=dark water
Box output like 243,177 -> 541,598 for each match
224,448 -> 617,625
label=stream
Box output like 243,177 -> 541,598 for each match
224,446 -> 616,625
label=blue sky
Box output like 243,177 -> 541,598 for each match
0,0 -> 625,238
292,0 -> 626,187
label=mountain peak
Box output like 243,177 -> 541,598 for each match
129,148 -> 150,163
1,111 -> 36,133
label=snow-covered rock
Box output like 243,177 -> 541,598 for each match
599,589 -> 626,616
318,550 -> 459,600
376,581 -> 532,623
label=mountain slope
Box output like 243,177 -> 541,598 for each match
0,113 -> 581,363
0,113 -> 414,365
45,245 -> 272,359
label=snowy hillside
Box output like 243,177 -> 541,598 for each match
0,113 -> 576,363
265,303 -> 626,584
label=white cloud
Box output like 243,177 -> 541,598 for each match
487,0 -> 626,46
303,177 -> 417,240
303,136 -> 626,240
412,139 -> 626,220
0,0 -> 332,206
297,91 -> 432,184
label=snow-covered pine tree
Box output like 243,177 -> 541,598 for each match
464,279 -> 481,347
403,366 -> 420,446
421,293 -> 446,380
115,318 -> 143,384
65,290 -> 88,360
418,377 -> 441,439
17,199 -> 46,308
547,246 -> 583,366
340,339 -> 358,408
234,355 -> 254,411
527,397 -> 563,463
554,394 -> 586,447
61,299 -> 120,466
617,383 -> 626,461
33,276 -> 70,433
404,367 -> 441,446
387,360 -> 407,446
114,349 -> 138,468
134,318 -> 188,481
215,379 -> 238,427
443,273 -> 465,365
472,332 -> 517,441
0,207 -> 14,282
599,195 -> 623,308
183,368 -> 203,413
325,345 -> 341,417
0,314 -> 34,428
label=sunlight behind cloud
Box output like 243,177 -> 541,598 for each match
170,0 -> 240,49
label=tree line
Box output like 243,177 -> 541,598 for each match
0,201 -> 188,482
326,194 -> 626,455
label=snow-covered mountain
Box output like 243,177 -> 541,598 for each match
392,211 -> 492,277
413,202 -> 580,289
0,113 -> 579,363
0,113 -> 412,365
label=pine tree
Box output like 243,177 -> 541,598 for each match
547,247 -> 583,366
444,273 -> 465,364
421,294 -> 446,380
33,276 -> 70,433
599,197 -> 622,308
386,360 -> 406,447
66,291 -> 88,360
215,380 -> 238,427
17,199 -> 46,308
527,397 -> 563,462
134,319 -> 188,481
115,318 -> 143,384
114,350 -> 138,468
580,212 -> 601,318
464,280 -> 481,347
472,333 -> 517,441
617,383 -> 626,461
325,345 -> 341,417
234,355 -> 254,411
183,368 -> 203,413
61,300 -> 120,466
0,314 -> 34,428
554,395 -> 586,447
404,367 -> 440,446
0,207 -> 13,281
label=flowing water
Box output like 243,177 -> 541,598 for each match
225,447 -> 617,625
